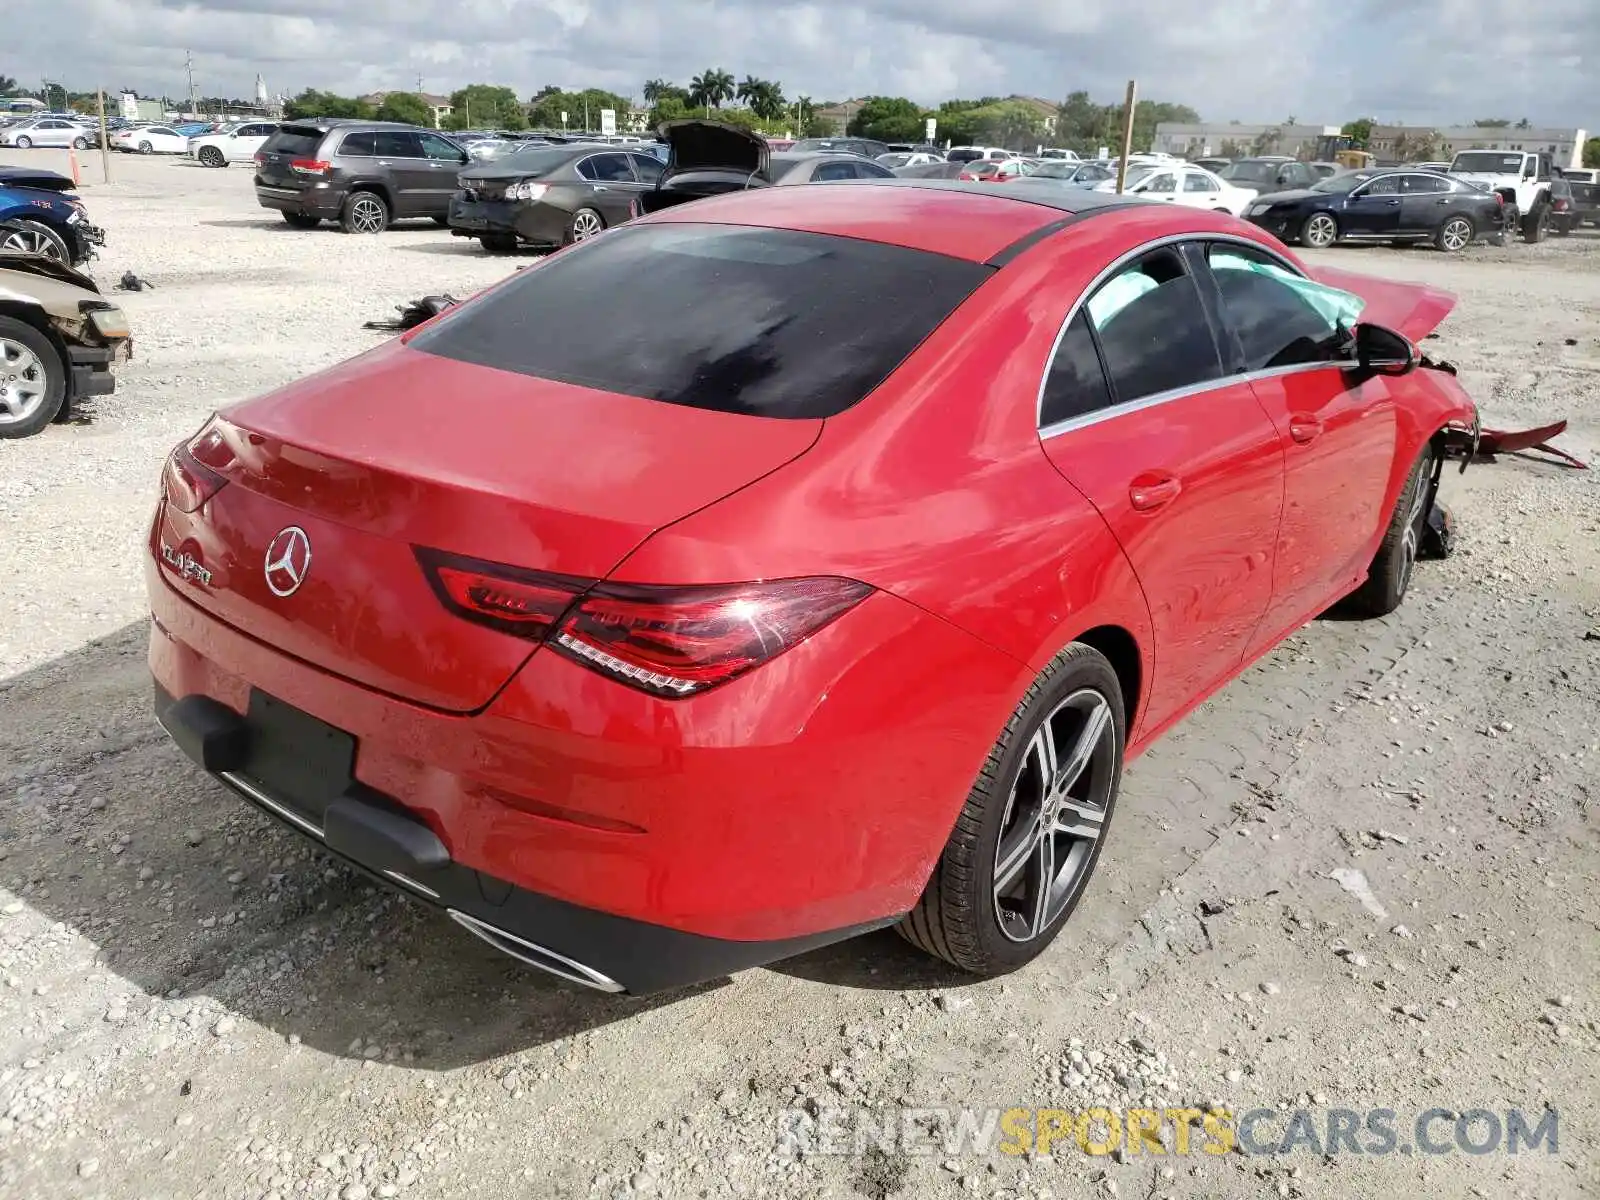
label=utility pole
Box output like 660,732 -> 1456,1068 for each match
97,89 -> 111,183
185,49 -> 198,119
1114,80 -> 1138,194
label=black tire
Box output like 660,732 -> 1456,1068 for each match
480,233 -> 520,253
1552,218 -> 1572,237
898,643 -> 1125,976
339,190 -> 389,235
71,137 -> 87,151
1521,204 -> 1548,243
563,206 -> 605,245
1299,211 -> 1339,249
281,212 -> 321,229
1435,214 -> 1474,252
138,141 -> 153,155
1497,204 -> 1519,245
199,146 -> 226,167
0,316 -> 68,440
1347,443 -> 1437,617
0,219 -> 71,263
431,214 -> 450,227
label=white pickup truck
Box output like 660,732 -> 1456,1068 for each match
1446,149 -> 1555,242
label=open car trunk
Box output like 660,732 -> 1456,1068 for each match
637,119 -> 771,215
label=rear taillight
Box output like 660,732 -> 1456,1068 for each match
161,419 -> 233,513
290,158 -> 331,175
417,550 -> 872,697
253,151 -> 264,165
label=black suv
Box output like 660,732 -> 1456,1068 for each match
254,119 -> 470,233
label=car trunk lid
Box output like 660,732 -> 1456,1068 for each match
255,125 -> 326,189
156,338 -> 821,712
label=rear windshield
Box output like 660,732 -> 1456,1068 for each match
411,223 -> 992,419
1450,152 -> 1524,173
476,147 -> 578,177
263,127 -> 324,158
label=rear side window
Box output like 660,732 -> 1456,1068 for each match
1041,312 -> 1114,427
338,132 -> 377,157
1084,249 -> 1222,403
264,127 -> 325,158
411,223 -> 992,419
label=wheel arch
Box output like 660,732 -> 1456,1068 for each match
343,180 -> 394,209
0,301 -> 72,415
1072,623 -> 1144,735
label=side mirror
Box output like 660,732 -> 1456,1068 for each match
1354,323 -> 1418,376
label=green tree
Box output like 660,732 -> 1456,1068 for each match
1473,117 -> 1512,128
0,74 -> 19,95
1514,117 -> 1531,129
1251,125 -> 1285,155
526,87 -> 629,131
846,95 -> 927,142
642,78 -> 672,104
448,84 -> 526,130
1583,137 -> 1600,168
687,68 -> 735,112
737,77 -> 786,121
284,89 -> 375,120
1341,116 -> 1375,148
374,92 -> 434,127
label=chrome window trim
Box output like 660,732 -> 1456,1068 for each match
1034,230 -> 1318,435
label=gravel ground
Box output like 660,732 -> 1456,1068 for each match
1,151 -> 1597,1200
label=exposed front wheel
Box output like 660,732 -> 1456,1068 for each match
0,316 -> 67,440
1300,212 -> 1339,249
1435,215 -> 1474,252
199,146 -> 226,167
71,137 -> 87,150
1347,443 -> 1437,616
1521,205 -> 1548,243
0,219 -> 70,262
138,141 -> 153,155
898,643 -> 1124,975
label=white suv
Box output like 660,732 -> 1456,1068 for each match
189,121 -> 280,168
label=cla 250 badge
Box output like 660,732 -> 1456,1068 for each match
160,542 -> 213,587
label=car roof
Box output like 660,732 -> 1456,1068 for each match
643,179 -> 1149,264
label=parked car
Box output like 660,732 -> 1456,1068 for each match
1025,161 -> 1115,188
635,122 -> 895,216
1191,156 -> 1231,173
0,117 -> 92,150
958,158 -> 1037,182
189,121 -> 280,167
450,144 -> 666,252
789,136 -> 892,159
0,251 -> 130,438
1091,164 -> 1259,216
877,151 -> 944,169
111,125 -> 189,155
947,145 -> 1016,164
253,120 -> 470,233
0,165 -> 105,264
147,180 -> 1477,995
1445,149 -> 1554,241
1557,167 -> 1599,229
1243,168 -> 1505,251
1220,157 -> 1319,191
892,160 -> 966,179
1307,161 -> 1342,179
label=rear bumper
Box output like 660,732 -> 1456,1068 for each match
255,183 -> 342,219
448,196 -> 568,246
145,537 -> 1022,963
153,685 -> 889,994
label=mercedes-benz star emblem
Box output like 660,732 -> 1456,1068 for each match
264,526 -> 312,598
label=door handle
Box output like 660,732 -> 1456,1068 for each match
1128,472 -> 1182,511
1383,198 -> 1400,206
1289,414 -> 1323,443
376,160 -> 391,166
593,184 -> 609,191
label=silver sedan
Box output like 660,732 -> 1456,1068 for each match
0,118 -> 93,150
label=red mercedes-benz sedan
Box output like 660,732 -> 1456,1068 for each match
147,179 -> 1479,995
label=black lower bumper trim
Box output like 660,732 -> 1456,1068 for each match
153,683 -> 894,994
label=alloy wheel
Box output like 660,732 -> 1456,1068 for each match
0,338 -> 48,427
1441,218 -> 1471,252
349,196 -> 386,234
571,209 -> 603,241
0,227 -> 63,261
1305,214 -> 1337,248
1397,454 -> 1434,595
992,688 -> 1117,943
15,137 -> 31,149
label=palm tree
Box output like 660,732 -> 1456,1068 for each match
689,69 -> 735,115
642,78 -> 671,104
0,75 -> 18,96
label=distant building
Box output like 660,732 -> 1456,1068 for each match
118,92 -> 168,123
1368,124 -> 1589,170
813,99 -> 864,134
1153,122 -> 1344,160
359,91 -> 454,128
1,96 -> 46,114
1003,96 -> 1060,136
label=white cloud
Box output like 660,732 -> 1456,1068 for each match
8,0 -> 1595,127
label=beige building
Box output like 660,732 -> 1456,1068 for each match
1152,123 -> 1343,160
1367,125 -> 1589,170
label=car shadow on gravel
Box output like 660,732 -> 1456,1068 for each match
392,242 -> 548,257
0,622 -> 719,1070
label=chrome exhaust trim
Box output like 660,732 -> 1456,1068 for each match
447,910 -> 625,993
